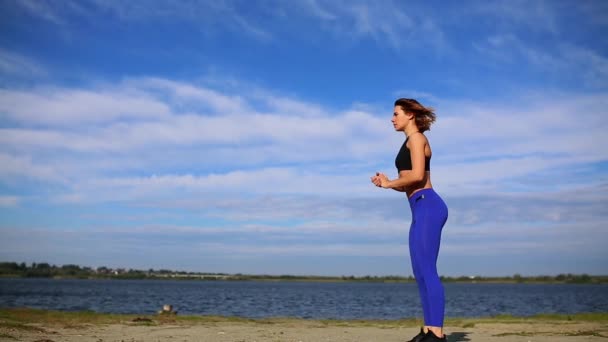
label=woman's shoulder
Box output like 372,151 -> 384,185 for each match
409,132 -> 429,144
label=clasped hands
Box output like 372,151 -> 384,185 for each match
370,172 -> 390,188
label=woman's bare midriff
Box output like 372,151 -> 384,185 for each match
399,170 -> 433,198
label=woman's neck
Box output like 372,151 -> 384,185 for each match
404,126 -> 420,137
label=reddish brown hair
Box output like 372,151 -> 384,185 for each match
394,98 -> 436,133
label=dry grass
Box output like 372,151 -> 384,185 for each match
1,307 -> 606,329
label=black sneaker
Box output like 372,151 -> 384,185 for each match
420,329 -> 447,342
407,327 -> 426,342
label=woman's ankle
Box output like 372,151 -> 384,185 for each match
425,326 -> 443,337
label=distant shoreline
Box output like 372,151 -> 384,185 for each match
1,274 -> 607,284
2,261 -> 607,284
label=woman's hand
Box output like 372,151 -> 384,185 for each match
370,172 -> 390,188
377,173 -> 390,188
370,173 -> 380,187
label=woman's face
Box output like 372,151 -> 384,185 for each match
392,105 -> 411,131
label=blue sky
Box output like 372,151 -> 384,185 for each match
0,0 -> 607,277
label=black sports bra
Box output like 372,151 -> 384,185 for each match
395,136 -> 431,172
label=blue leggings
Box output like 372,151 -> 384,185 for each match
408,188 -> 448,327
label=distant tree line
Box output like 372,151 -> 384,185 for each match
0,261 -> 605,284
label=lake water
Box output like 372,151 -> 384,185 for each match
0,278 -> 606,319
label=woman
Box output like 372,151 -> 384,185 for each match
371,98 -> 449,342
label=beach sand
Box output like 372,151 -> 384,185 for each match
1,308 -> 607,341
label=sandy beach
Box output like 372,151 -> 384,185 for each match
1,308 -> 607,342
4,321 -> 608,342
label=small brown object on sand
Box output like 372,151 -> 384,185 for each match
132,317 -> 153,322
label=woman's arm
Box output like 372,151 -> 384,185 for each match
373,172 -> 407,192
380,134 -> 427,189
393,185 -> 408,192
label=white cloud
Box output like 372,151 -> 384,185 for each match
431,93 -> 608,160
561,44 -> 608,87
1,77 -> 606,206
0,79 -> 396,169
0,152 -> 66,184
10,0 -> 451,51
0,87 -> 171,126
473,34 -> 608,87
15,0 -> 273,41
132,77 -> 250,113
63,167 -> 376,203
442,220 -> 608,258
2,217 -> 606,260
299,0 -> 447,51
192,242 -> 409,257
